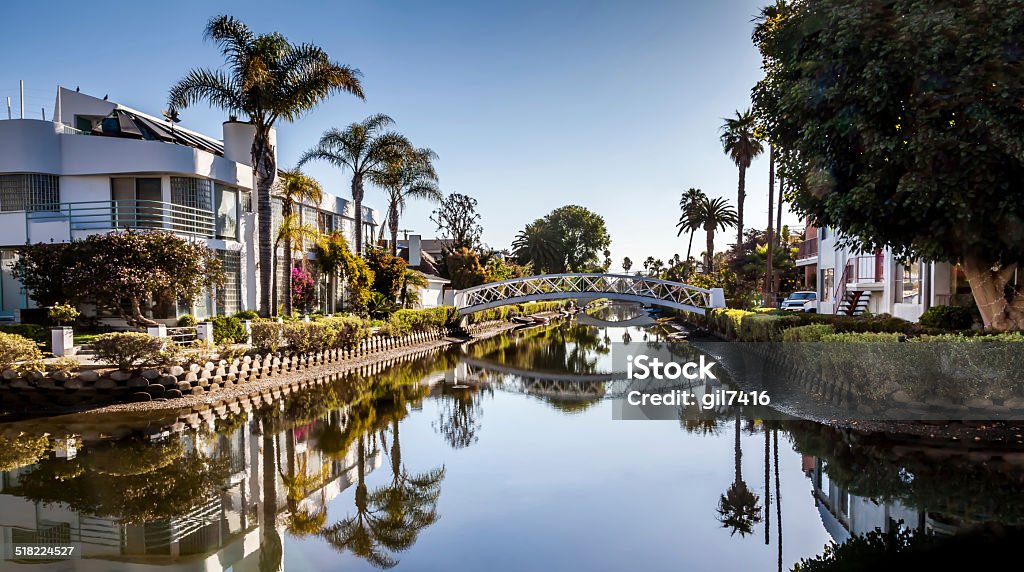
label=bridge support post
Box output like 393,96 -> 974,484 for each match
710,288 -> 726,309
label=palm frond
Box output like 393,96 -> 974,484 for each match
168,68 -> 243,113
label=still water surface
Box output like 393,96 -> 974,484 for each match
1,306 -> 1022,570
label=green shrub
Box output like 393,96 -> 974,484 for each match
918,305 -> 976,331
0,324 -> 48,345
211,316 -> 247,344
250,321 -> 284,353
233,309 -> 259,321
48,303 -> 80,326
781,324 -> 835,342
319,315 -> 370,351
282,322 -> 334,354
0,331 -> 43,370
91,332 -> 166,370
177,314 -> 198,327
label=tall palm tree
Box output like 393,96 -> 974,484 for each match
276,170 -> 324,315
766,145 -> 776,305
716,409 -> 762,536
676,187 -> 707,274
169,15 -> 363,317
512,219 -> 562,273
720,109 -> 764,249
299,114 -> 413,254
378,148 -> 441,256
273,213 -> 321,315
693,196 -> 738,273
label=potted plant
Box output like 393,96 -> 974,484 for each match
48,302 -> 80,357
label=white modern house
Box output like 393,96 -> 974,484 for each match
794,223 -> 971,321
0,87 -> 379,323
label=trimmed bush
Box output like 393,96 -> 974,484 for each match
211,316 -> 247,344
233,309 -> 259,320
91,332 -> 166,370
0,324 -> 48,346
0,331 -> 43,370
319,316 -> 370,351
250,321 -> 284,353
918,305 -> 975,331
177,314 -> 198,327
48,303 -> 80,326
282,322 -> 335,354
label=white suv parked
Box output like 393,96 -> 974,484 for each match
780,291 -> 817,312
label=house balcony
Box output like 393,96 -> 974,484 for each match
796,237 -> 818,266
25,200 -> 215,243
845,254 -> 885,290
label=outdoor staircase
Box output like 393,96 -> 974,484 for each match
75,343 -> 97,358
837,290 -> 871,316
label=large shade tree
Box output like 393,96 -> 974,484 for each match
299,114 -> 413,254
168,15 -> 363,317
513,205 -> 611,273
720,109 -> 765,249
511,219 -> 562,273
753,0 -> 1024,329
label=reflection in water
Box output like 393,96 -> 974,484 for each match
0,304 -> 1022,570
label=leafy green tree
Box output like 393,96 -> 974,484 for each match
276,169 -> 324,315
313,232 -> 373,314
445,247 -> 488,289
299,114 -> 414,254
366,247 -> 408,302
11,243 -> 75,307
169,15 -> 363,316
431,193 -> 483,251
379,148 -> 442,255
16,231 -> 223,327
544,205 -> 612,272
511,219 -> 562,272
753,0 -> 1024,329
677,187 -> 708,274
720,110 -> 764,248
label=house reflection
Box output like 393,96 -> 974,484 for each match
0,412 -> 382,570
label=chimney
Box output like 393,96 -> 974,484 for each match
409,234 -> 422,268
223,119 -> 276,168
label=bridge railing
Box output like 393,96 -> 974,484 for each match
453,273 -> 725,315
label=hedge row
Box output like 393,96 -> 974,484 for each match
702,308 -> 952,342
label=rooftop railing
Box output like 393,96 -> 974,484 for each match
797,237 -> 819,260
28,199 -> 215,238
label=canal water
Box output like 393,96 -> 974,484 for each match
1,304 -> 1022,570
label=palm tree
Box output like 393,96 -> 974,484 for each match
720,109 -> 764,248
692,196 -> 738,273
276,170 -> 324,315
299,114 -> 413,254
622,256 -> 633,273
676,187 -> 707,274
716,409 -> 762,536
378,148 -> 441,256
400,268 -> 429,309
512,219 -> 562,273
273,213 -> 321,315
169,15 -> 363,317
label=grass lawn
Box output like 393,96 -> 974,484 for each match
73,333 -> 102,346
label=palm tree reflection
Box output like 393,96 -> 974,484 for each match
716,409 -> 762,536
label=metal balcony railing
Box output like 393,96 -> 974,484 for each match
797,237 -> 819,259
28,199 -> 215,237
847,254 -> 885,283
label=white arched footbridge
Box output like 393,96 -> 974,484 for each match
453,273 -> 725,316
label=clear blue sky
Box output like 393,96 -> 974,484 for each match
2,0 -> 797,270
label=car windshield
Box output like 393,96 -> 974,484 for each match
788,292 -> 815,300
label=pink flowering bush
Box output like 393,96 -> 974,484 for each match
291,267 -> 317,314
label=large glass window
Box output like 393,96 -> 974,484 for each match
240,191 -> 253,213
214,184 -> 238,240
111,177 -> 161,229
899,261 -> 922,304
821,268 -> 835,303
317,211 -> 334,234
170,177 -> 213,236
216,249 -> 242,316
0,174 -> 59,212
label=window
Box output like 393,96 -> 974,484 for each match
214,184 -> 238,240
317,211 -> 334,234
0,174 -> 60,212
111,177 -> 162,228
821,268 -> 834,303
240,191 -> 252,213
899,261 -> 922,304
216,250 -> 242,316
171,177 -> 213,236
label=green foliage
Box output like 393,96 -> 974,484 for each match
282,321 -> 333,354
752,0 -> 1024,328
233,309 -> 259,320
11,243 -> 75,307
445,247 -> 488,290
314,232 -> 374,314
366,291 -> 399,320
513,205 -> 611,273
176,314 -> 198,327
317,315 -> 371,350
366,247 -> 408,301
91,332 -> 166,370
0,332 -> 44,370
14,231 -> 224,327
251,321 -> 285,353
48,303 -> 80,326
0,434 -> 50,472
483,255 -> 532,282
212,316 -> 248,344
430,193 -> 483,250
918,305 -> 976,331
0,324 -> 48,345
781,324 -> 835,343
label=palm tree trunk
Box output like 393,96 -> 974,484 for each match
764,427 -> 771,545
774,428 -> 782,572
352,175 -> 365,255
389,206 -> 400,257
776,177 -> 785,249
766,146 -> 776,307
706,227 -> 715,273
734,409 -> 742,485
736,165 -> 747,249
261,430 -> 279,566
686,229 -> 695,277
391,417 -> 401,479
254,126 -> 277,318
